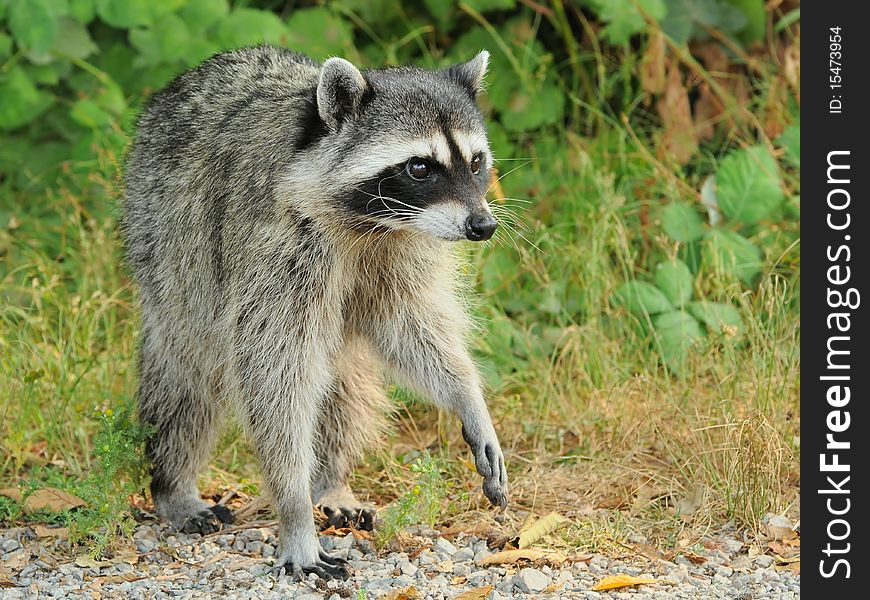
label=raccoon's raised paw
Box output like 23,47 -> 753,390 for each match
319,504 -> 376,531
273,551 -> 349,581
179,505 -> 235,534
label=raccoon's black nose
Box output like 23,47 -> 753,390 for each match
465,214 -> 498,241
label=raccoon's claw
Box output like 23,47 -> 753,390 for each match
320,505 -> 376,531
273,554 -> 350,581
462,424 -> 509,510
179,505 -> 235,534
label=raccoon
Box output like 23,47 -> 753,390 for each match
123,45 -> 507,580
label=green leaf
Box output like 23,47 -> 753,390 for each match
70,98 -> 112,128
654,260 -> 693,307
501,83 -> 565,132
724,0 -> 765,44
687,301 -> 744,340
661,0 -> 747,44
96,0 -> 152,28
777,122 -> 800,169
215,8 -> 288,49
8,0 -> 58,54
130,14 -> 191,66
716,145 -> 783,224
587,0 -> 667,45
612,281 -> 674,316
653,310 -> 705,373
52,17 -> 98,60
286,7 -> 355,59
661,202 -> 705,242
463,0 -> 516,11
69,0 -> 96,24
0,32 -> 12,59
0,66 -> 54,130
179,0 -> 229,34
702,229 -> 762,285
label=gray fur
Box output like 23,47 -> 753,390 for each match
123,45 -> 506,579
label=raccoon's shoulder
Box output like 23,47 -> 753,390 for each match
138,46 -> 319,123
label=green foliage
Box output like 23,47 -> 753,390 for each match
716,145 -> 784,224
611,281 -> 673,317
375,452 -> 447,548
654,259 -> 693,308
661,0 -> 747,44
660,202 -> 706,243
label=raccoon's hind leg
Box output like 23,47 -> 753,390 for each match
312,339 -> 386,532
139,328 -> 232,534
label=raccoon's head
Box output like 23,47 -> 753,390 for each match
316,52 -> 497,242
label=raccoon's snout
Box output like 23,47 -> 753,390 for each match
465,213 -> 497,241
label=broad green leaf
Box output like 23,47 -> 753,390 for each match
654,260 -> 693,307
0,66 -> 54,130
724,0 -> 765,44
70,98 -> 112,128
8,0 -> 58,54
0,33 -> 12,59
653,310 -> 704,373
215,8 -> 288,49
96,0 -> 152,28
286,7 -> 355,59
130,14 -> 191,66
702,229 -> 762,285
716,145 -> 783,224
464,0 -> 516,11
662,0 -> 746,44
587,0 -> 667,45
52,17 -> 98,60
777,122 -> 800,169
70,0 -> 95,23
687,301 -> 744,340
661,202 -> 705,242
180,0 -> 229,34
612,281 -> 674,316
501,84 -> 565,132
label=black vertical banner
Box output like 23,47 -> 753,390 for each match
803,3 -> 868,596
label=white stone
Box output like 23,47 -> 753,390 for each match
514,567 -> 550,593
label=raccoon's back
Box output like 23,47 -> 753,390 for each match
123,46 -> 322,303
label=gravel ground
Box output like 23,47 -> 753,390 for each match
0,521 -> 800,599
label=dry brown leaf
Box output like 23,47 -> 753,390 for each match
640,30 -> 666,95
592,575 -> 660,591
657,65 -> 698,165
0,488 -> 23,502
0,577 -> 16,588
451,575 -> 467,585
91,573 -> 143,585
478,548 -> 567,566
518,512 -> 569,549
32,525 -> 69,540
75,556 -> 113,569
23,488 -> 86,514
452,586 -> 494,600
543,583 -> 563,593
379,587 -> 422,600
488,169 -> 505,203
4,550 -> 28,571
682,551 -> 706,565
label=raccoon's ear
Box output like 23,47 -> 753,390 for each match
317,57 -> 368,131
446,50 -> 490,99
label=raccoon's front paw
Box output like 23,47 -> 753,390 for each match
273,550 -> 350,581
179,505 -> 235,534
462,424 -> 508,509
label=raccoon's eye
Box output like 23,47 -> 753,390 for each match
407,158 -> 431,180
470,154 -> 483,175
